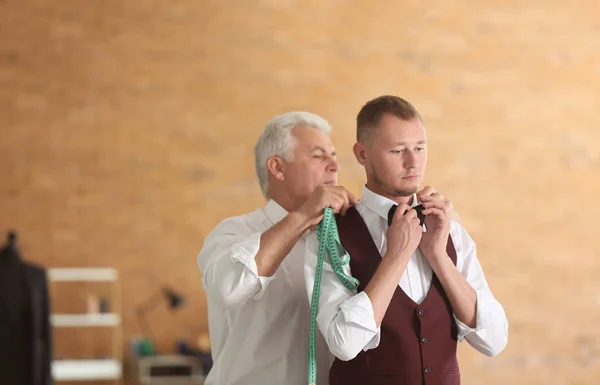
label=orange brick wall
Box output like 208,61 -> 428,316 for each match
2,1 -> 600,384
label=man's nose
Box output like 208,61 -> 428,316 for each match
327,157 -> 339,172
404,150 -> 419,168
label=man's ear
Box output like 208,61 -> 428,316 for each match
266,156 -> 286,181
353,142 -> 368,166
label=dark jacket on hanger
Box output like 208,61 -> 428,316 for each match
0,235 -> 53,385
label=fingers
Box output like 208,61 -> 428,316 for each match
418,192 -> 443,203
421,195 -> 454,221
329,196 -> 344,214
305,185 -> 357,222
420,200 -> 446,211
307,215 -> 323,232
336,187 -> 358,208
412,215 -> 422,227
340,191 -> 351,216
330,186 -> 358,215
421,206 -> 446,219
393,203 -> 413,221
347,190 -> 359,206
325,189 -> 349,215
420,192 -> 452,210
405,209 -> 418,220
417,185 -> 436,198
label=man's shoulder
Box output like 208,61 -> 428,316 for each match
449,219 -> 466,240
449,219 -> 463,235
448,220 -> 477,258
449,219 -> 474,239
208,207 -> 269,236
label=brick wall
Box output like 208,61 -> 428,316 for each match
1,0 -> 600,384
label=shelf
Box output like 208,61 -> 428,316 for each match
49,267 -> 123,382
48,268 -> 118,282
138,355 -> 205,385
51,313 -> 121,327
140,376 -> 205,384
52,359 -> 122,381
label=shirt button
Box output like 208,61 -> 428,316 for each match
417,309 -> 424,316
424,367 -> 431,374
421,337 -> 428,344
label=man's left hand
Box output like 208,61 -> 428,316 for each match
416,186 -> 455,266
417,186 -> 460,222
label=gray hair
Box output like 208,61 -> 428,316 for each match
254,111 -> 332,199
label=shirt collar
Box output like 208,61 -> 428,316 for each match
263,199 -> 289,225
263,199 -> 312,238
359,185 -> 419,221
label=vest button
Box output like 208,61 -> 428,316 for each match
421,337 -> 428,343
424,367 -> 431,374
417,309 -> 424,316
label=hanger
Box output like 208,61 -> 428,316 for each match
1,230 -> 19,258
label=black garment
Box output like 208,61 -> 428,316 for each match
387,203 -> 426,226
0,233 -> 53,385
0,271 -> 33,385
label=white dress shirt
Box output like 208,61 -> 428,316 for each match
304,185 -> 509,362
197,199 -> 330,385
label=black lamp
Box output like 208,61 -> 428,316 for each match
137,287 -> 185,341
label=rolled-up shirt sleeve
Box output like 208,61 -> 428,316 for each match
198,218 -> 276,308
304,232 -> 381,362
452,222 -> 509,357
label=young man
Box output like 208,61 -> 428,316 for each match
305,96 -> 508,385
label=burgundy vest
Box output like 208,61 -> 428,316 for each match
330,207 -> 460,385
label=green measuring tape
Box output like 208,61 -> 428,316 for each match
308,207 -> 360,385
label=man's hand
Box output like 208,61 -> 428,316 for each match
419,200 -> 451,268
416,187 -> 480,331
366,203 -> 423,326
417,186 -> 460,222
254,185 -> 357,277
295,185 -> 358,230
385,203 -> 423,261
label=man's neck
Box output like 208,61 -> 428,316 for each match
364,182 -> 414,206
268,192 -> 301,214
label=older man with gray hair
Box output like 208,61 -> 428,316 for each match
197,111 -> 357,385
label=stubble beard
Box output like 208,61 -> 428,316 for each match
371,169 -> 418,197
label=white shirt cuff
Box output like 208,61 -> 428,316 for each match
230,232 -> 276,299
363,329 -> 381,351
454,290 -> 494,341
339,291 -> 381,350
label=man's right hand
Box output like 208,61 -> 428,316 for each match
365,203 -> 424,326
385,203 -> 423,260
295,185 -> 359,230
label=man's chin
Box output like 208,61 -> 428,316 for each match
395,184 -> 419,197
